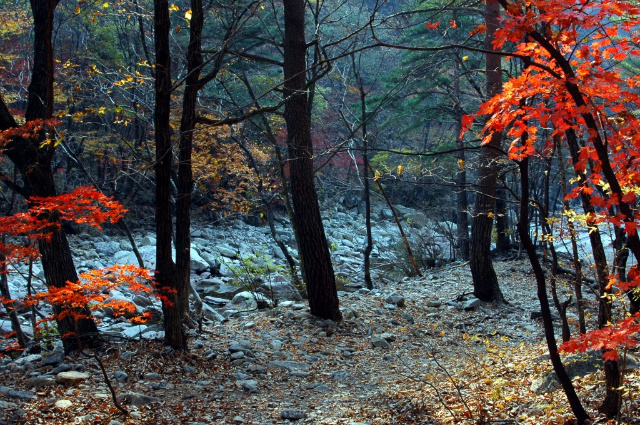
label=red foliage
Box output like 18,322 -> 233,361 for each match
0,187 -> 155,352
461,0 -> 640,359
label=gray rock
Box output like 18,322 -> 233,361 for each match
55,371 -> 90,386
237,379 -> 259,393
385,293 -> 405,307
331,370 -> 350,381
464,298 -> 482,310
95,241 -> 121,256
401,312 -> 415,324
343,308 -> 358,320
13,354 -> 42,366
190,248 -> 210,272
41,351 -> 64,367
25,376 -> 56,388
267,360 -> 310,371
117,392 -> 161,406
280,409 -> 306,420
202,304 -> 226,322
203,283 -> 243,299
427,300 -> 442,307
0,385 -> 36,400
371,337 -> 391,349
257,280 -> 302,302
114,371 -> 129,382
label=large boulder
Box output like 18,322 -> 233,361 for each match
257,279 -> 302,302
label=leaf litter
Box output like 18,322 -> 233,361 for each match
1,258 -> 638,424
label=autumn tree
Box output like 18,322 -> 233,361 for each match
464,0 -> 640,420
468,0 -> 505,303
0,0 -> 102,352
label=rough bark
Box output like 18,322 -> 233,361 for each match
353,55 -> 374,290
283,0 -> 341,321
175,0 -> 204,321
154,0 -> 184,349
469,0 -> 504,302
453,58 -> 469,261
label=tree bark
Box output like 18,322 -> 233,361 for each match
454,58 -> 469,261
283,0 -> 341,322
175,0 -> 204,322
469,0 -> 504,302
154,0 -> 184,349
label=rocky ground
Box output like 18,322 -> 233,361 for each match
1,255 -> 639,425
1,203 -> 639,424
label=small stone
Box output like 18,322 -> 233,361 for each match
230,351 -> 245,360
117,392 -> 161,406
267,361 -> 310,371
331,370 -> 350,381
114,371 -> 129,382
55,371 -> 90,386
280,409 -> 306,420
25,377 -> 56,388
342,308 -> 358,320
183,365 -> 197,374
237,379 -> 259,393
463,298 -> 482,310
401,312 -> 415,324
427,300 -> 441,308
55,399 -> 73,409
371,337 -> 391,349
385,293 -> 405,307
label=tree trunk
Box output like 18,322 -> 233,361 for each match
353,54 -> 374,290
283,0 -> 341,322
469,0 -> 504,302
0,0 -> 100,353
154,0 -> 184,349
453,57 -> 469,261
175,0 -> 204,322
517,155 -> 591,425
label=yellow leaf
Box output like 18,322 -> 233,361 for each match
397,165 -> 403,175
169,3 -> 179,11
487,211 -> 494,218
462,55 -> 469,61
102,2 -> 109,8
185,9 -> 192,21
98,106 -> 106,114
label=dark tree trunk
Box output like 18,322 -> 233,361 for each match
563,128 -> 620,416
353,54 -> 373,290
556,141 -> 587,334
469,0 -> 504,302
154,0 -> 184,349
175,0 -> 204,321
454,58 -> 469,261
0,0 -> 100,353
517,155 -> 591,425
283,0 -> 341,322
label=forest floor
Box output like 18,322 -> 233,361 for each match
1,258 -> 639,425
